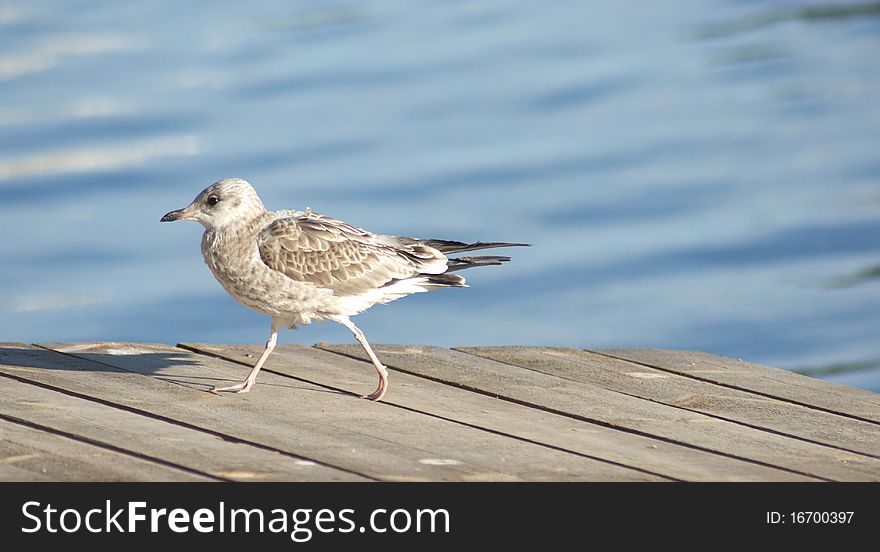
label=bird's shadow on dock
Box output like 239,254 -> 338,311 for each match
0,345 -> 343,396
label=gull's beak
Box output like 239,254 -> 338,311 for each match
160,206 -> 195,222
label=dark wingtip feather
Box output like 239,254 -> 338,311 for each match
446,255 -> 514,272
425,240 -> 531,254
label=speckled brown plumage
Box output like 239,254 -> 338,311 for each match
161,178 -> 527,400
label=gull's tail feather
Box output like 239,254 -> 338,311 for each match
424,273 -> 468,287
422,240 -> 530,254
446,255 -> 512,272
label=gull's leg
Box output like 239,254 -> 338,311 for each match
336,317 -> 388,401
213,323 -> 279,394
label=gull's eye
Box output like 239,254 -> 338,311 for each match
207,195 -> 220,207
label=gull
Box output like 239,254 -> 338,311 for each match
160,178 -> 527,401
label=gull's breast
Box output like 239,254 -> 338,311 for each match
200,228 -> 333,320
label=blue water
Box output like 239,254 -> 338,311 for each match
1,1 -> 879,390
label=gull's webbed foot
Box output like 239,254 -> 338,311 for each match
212,380 -> 254,394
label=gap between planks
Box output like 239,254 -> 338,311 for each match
0,410 -> 225,482
588,349 -> 880,426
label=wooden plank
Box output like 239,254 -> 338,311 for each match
6,343 -> 658,481
0,461 -> 52,482
183,342 -> 812,482
593,348 -> 880,423
458,347 -> 880,457
318,344 -> 880,481
0,375 -> 365,482
0,419 -> 208,482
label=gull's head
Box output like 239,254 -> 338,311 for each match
160,178 -> 266,230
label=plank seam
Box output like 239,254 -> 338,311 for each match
0,411 -> 225,481
314,346 -> 830,481
587,350 -> 880,427
385,405 -> 680,481
608,387 -> 880,460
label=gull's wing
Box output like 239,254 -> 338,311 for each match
257,211 -> 448,296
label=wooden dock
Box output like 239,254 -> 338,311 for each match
1,342 -> 878,482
